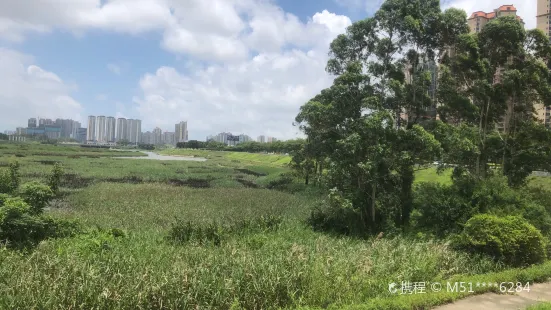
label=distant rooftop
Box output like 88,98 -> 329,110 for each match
468,5 -> 523,23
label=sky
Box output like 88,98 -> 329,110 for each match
0,0 -> 539,140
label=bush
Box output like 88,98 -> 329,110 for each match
0,161 -> 20,194
412,182 -> 473,236
0,197 -> 43,248
20,181 -> 55,215
521,202 -> 551,238
47,163 -> 64,194
307,188 -> 366,236
0,197 -> 81,249
453,214 -> 547,267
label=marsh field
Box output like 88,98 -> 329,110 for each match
1,141 -> 551,310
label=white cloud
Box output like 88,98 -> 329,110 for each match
0,0 -> 352,63
107,63 -> 121,75
134,9 -> 351,140
0,48 -> 83,130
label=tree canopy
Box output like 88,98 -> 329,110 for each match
293,1 -> 551,234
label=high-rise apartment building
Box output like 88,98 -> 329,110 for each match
126,119 -> 134,142
39,118 -> 54,126
106,117 -> 116,142
135,120 -> 142,143
122,119 -> 142,144
96,116 -> 106,143
536,0 -> 550,37
536,0 -> 551,127
468,5 -> 524,33
141,131 -> 153,144
163,132 -> 175,145
28,118 -> 37,128
116,118 -> 127,141
153,127 -> 162,145
55,118 -> 80,138
87,116 -> 96,142
257,135 -> 266,143
175,121 -> 188,143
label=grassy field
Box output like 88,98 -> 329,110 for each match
528,303 -> 551,310
1,142 -> 550,309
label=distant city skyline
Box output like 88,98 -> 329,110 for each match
6,115 -> 288,144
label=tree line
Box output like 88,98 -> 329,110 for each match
176,139 -> 304,154
290,0 -> 551,236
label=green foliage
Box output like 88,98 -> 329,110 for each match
20,181 -> 54,215
168,215 -> 283,246
412,182 -> 472,236
47,162 -> 63,194
413,174 -> 551,238
0,197 -> 80,249
453,214 -> 547,267
137,143 -> 155,150
0,161 -> 20,194
308,188 -> 366,236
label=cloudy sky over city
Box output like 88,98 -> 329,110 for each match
0,0 -> 538,140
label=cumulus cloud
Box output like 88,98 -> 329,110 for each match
134,9 -> 352,140
0,48 -> 83,130
0,0 -> 351,63
0,0 -> 354,139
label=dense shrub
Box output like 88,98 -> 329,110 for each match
453,214 -> 547,267
524,186 -> 551,215
412,175 -> 551,237
0,196 -> 81,249
307,188 -> 366,236
20,181 -> 55,215
0,197 -> 43,247
521,202 -> 551,237
47,163 -> 64,194
412,182 -> 472,236
0,162 -> 20,194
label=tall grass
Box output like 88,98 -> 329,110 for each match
0,230 -> 502,309
1,144 -> 551,309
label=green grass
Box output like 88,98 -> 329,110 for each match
161,148 -> 292,166
1,143 -> 551,309
528,302 -> 551,310
414,167 -> 453,185
54,183 -> 312,231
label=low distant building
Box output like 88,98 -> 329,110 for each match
76,128 -> 87,143
26,125 -> 62,139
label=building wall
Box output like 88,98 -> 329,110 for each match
28,118 -> 37,128
153,127 -> 162,145
116,118 -> 127,141
106,117 -> 116,142
97,116 -> 106,143
126,119 -> 133,142
87,116 -> 96,141
163,132 -> 175,145
536,0 -> 551,127
175,121 -> 188,143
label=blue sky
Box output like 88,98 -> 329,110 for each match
0,0 -> 536,140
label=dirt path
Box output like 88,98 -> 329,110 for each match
434,282 -> 551,310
